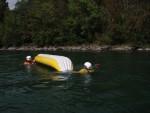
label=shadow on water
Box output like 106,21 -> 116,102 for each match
0,64 -> 72,89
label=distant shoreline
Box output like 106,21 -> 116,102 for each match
0,45 -> 150,51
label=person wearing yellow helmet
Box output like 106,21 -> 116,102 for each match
79,62 -> 94,74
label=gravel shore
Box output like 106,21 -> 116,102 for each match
0,45 -> 150,51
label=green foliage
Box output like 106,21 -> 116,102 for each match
99,0 -> 150,46
64,0 -> 102,44
2,11 -> 22,47
99,34 -> 113,45
0,0 -> 8,22
33,31 -> 54,47
0,0 -> 149,47
0,24 -> 3,47
27,1 -> 58,46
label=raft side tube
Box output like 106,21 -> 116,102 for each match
34,54 -> 73,72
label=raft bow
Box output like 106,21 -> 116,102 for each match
34,54 -> 73,72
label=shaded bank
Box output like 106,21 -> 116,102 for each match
0,0 -> 149,48
0,45 -> 150,51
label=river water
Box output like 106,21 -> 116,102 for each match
0,50 -> 150,113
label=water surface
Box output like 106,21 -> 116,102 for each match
0,51 -> 150,113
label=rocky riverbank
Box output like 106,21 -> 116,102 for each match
0,45 -> 150,51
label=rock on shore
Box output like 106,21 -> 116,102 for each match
0,45 -> 150,51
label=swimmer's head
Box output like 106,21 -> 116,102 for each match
84,62 -> 92,69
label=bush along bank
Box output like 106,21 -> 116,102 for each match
0,0 -> 149,48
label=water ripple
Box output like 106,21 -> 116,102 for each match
0,51 -> 150,113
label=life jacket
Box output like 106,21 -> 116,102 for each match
24,61 -> 34,65
79,68 -> 94,74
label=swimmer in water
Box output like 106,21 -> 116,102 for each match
79,62 -> 94,74
24,56 -> 35,65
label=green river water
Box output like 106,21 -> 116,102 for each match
0,50 -> 150,113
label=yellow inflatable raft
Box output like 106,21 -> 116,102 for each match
34,54 -> 73,72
